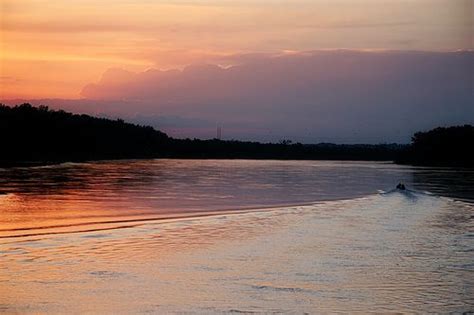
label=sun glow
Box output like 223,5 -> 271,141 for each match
1,0 -> 471,99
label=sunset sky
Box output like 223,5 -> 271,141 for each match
1,0 -> 473,142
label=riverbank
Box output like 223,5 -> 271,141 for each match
2,104 -> 472,168
0,103 -> 404,168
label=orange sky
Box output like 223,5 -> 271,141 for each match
1,0 -> 472,99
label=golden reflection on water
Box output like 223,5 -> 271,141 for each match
1,193 -> 473,313
1,160 -> 473,313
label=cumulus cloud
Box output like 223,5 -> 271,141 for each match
76,50 -> 474,143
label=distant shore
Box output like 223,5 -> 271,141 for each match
1,103 -> 472,168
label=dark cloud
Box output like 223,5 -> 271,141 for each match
8,50 -> 474,143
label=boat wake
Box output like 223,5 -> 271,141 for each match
0,187 -> 468,242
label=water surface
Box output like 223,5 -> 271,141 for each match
0,160 -> 473,313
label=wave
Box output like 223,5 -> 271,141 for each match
379,187 -> 474,205
1,190 -> 470,241
0,194 -> 376,240
0,205 -> 303,240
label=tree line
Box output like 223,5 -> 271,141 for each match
1,104 -> 471,167
396,125 -> 474,167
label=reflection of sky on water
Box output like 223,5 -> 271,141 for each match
0,160 -> 472,238
0,192 -> 472,313
0,160 -> 473,313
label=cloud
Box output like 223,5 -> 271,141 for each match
79,50 -> 474,143
12,50 -> 474,143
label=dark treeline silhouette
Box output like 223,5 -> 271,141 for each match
397,125 -> 474,167
4,103 -> 468,167
164,138 -> 403,160
1,104 -> 169,166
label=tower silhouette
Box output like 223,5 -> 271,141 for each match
216,125 -> 222,140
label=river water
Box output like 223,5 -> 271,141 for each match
0,160 -> 473,313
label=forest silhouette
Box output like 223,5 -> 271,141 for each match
1,104 -> 471,167
397,125 -> 474,167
